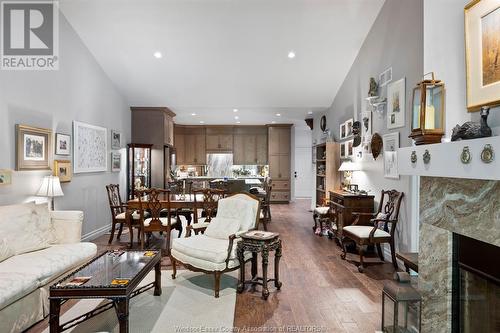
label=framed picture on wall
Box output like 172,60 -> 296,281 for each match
340,123 -> 347,139
361,111 -> 372,143
340,142 -> 346,159
54,160 -> 72,183
346,139 -> 354,157
111,152 -> 121,172
345,118 -> 354,137
111,130 -> 122,150
0,169 -> 12,185
383,132 -> 400,179
55,133 -> 71,156
15,124 -> 52,171
387,78 -> 406,129
73,121 -> 107,173
465,0 -> 500,110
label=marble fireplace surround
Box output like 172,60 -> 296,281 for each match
418,176 -> 500,332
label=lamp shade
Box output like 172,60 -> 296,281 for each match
338,161 -> 361,172
36,176 -> 64,198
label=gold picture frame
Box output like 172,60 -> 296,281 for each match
15,124 -> 52,171
465,0 -> 500,111
54,160 -> 72,183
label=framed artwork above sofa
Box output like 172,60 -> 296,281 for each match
15,124 -> 52,171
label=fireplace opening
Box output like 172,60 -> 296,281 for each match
452,234 -> 500,333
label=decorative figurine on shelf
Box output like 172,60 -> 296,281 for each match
368,77 -> 378,97
451,107 -> 492,141
352,121 -> 362,147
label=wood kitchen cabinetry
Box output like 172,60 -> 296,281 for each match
268,125 -> 291,203
206,127 -> 233,152
233,127 -> 268,165
174,125 -> 206,165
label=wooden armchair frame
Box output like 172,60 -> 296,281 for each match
340,189 -> 404,272
106,184 -> 141,246
171,192 -> 260,298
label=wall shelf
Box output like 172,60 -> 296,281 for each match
398,136 -> 500,181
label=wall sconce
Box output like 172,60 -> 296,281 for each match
409,72 -> 445,145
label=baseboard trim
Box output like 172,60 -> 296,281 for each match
81,224 -> 111,242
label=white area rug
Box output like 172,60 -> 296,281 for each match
43,270 -> 237,333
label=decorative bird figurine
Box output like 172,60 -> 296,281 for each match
451,107 -> 492,141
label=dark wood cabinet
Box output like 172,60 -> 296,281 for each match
233,127 -> 268,165
174,126 -> 206,165
206,127 -> 233,152
329,190 -> 375,239
268,125 -> 292,203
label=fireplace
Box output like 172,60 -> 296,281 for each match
452,234 -> 500,332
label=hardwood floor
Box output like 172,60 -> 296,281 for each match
27,199 -> 396,333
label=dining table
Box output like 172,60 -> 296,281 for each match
127,193 -> 206,210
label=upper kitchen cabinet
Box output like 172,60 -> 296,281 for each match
131,107 -> 176,148
268,126 -> 291,155
233,127 -> 268,165
206,127 -> 233,152
174,125 -> 206,165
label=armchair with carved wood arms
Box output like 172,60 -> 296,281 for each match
340,189 -> 404,273
170,193 -> 260,298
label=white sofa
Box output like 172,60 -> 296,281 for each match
0,202 -> 97,333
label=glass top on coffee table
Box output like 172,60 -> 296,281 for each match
52,250 -> 160,290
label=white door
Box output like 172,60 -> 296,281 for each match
294,147 -> 313,198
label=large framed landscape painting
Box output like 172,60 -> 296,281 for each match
465,0 -> 500,110
15,125 -> 52,170
73,121 -> 107,173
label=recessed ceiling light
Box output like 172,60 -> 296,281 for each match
276,113 -> 281,117
153,51 -> 162,59
199,121 -> 205,124
233,109 -> 238,113
307,111 -> 313,115
271,121 -> 276,124
236,121 -> 241,124
191,113 -> 197,116
287,51 -> 296,59
234,116 -> 239,120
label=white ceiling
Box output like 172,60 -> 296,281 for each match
60,0 -> 385,126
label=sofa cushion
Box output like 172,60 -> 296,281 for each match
0,242 -> 97,286
0,272 -> 39,311
172,235 -> 235,263
0,239 -> 14,263
205,217 -> 241,240
0,203 -> 50,255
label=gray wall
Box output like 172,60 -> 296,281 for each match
0,15 -> 130,239
312,0 -> 424,252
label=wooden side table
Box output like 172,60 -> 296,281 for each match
236,231 -> 282,300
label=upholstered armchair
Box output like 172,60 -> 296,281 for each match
340,189 -> 404,273
171,193 -> 260,298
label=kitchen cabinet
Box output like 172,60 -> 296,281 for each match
233,127 -> 268,165
268,125 -> 291,202
206,127 -> 233,151
165,116 -> 174,146
174,126 -> 206,165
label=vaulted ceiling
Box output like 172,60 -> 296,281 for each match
60,0 -> 385,126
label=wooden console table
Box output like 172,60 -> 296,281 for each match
329,190 -> 375,240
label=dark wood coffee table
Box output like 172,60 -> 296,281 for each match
49,250 -> 161,333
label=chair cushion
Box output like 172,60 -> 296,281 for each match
144,217 -> 178,227
375,212 -> 388,220
343,225 -> 391,239
172,235 -> 236,263
314,207 -> 330,215
205,217 -> 241,240
116,211 -> 141,220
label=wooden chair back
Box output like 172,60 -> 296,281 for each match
193,188 -> 227,223
106,184 -> 125,217
210,180 -> 229,192
375,189 -> 404,236
166,180 -> 184,194
136,188 -> 172,230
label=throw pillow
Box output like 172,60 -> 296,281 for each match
34,202 -> 57,244
205,217 -> 241,240
0,239 -> 14,263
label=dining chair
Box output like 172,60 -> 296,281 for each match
191,188 -> 227,235
105,184 -> 141,246
165,180 -> 193,225
259,184 -> 272,231
136,188 -> 182,256
340,189 -> 404,272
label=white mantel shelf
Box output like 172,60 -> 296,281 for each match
398,136 -> 500,181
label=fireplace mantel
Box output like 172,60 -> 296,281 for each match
398,136 -> 500,180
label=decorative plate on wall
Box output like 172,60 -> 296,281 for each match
320,115 -> 327,132
371,133 -> 383,160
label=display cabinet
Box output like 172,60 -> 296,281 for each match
127,144 -> 153,199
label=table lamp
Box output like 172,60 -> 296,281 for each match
338,161 -> 361,191
36,176 -> 64,210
